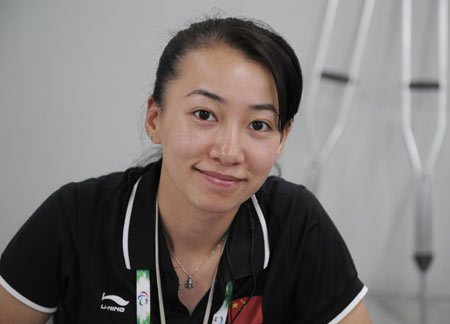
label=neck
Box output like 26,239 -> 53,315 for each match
156,188 -> 237,259
159,197 -> 235,256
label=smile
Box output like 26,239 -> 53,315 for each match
194,168 -> 244,188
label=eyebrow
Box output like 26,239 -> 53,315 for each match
186,88 -> 278,115
186,89 -> 226,103
250,104 -> 279,116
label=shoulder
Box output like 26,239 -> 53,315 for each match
56,164 -> 151,214
60,164 -> 148,199
256,176 -> 326,229
257,176 -> 311,206
255,176 -> 345,254
27,162 -> 158,236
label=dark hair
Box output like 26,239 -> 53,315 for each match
152,17 -> 303,131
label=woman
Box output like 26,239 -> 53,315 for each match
0,17 -> 371,323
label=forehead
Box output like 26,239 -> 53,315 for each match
167,45 -> 278,109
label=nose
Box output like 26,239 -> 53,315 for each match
208,124 -> 245,166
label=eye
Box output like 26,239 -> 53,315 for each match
249,120 -> 271,132
194,110 -> 216,121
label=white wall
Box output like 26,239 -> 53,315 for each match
1,0 -> 449,314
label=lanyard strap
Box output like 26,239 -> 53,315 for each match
154,197 -> 228,324
136,270 -> 151,324
211,281 -> 233,324
155,200 -> 167,322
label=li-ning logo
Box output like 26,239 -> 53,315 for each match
100,292 -> 129,313
138,291 -> 149,306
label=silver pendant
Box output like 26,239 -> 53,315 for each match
185,276 -> 194,289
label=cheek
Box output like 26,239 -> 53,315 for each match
246,140 -> 280,174
162,124 -> 210,159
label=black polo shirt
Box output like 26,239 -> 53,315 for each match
0,160 -> 367,323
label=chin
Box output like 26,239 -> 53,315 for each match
191,195 -> 243,215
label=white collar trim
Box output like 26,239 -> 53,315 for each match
251,194 -> 270,269
122,178 -> 270,270
122,177 -> 142,270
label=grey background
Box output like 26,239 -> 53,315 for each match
1,0 -> 449,322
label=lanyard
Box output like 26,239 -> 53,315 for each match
154,197 -> 231,324
126,177 -> 268,323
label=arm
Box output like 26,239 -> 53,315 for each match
339,301 -> 371,324
0,284 -> 50,324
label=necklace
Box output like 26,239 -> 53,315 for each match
155,197 -> 228,324
169,236 -> 225,289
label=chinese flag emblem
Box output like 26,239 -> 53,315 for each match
227,296 -> 263,324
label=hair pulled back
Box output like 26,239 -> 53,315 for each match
152,17 -> 303,131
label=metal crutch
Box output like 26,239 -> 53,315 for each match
401,0 -> 448,323
303,0 -> 339,156
304,0 -> 376,194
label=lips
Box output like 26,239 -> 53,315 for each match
194,167 -> 244,188
199,169 -> 243,181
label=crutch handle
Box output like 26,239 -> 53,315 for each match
409,81 -> 440,90
321,70 -> 350,83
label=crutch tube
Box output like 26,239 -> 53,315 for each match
306,0 -> 376,193
401,0 -> 448,323
304,0 -> 339,154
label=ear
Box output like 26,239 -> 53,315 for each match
145,96 -> 162,144
276,123 -> 291,158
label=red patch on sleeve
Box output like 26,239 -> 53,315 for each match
227,296 -> 263,324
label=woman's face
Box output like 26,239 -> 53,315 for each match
146,45 -> 289,215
